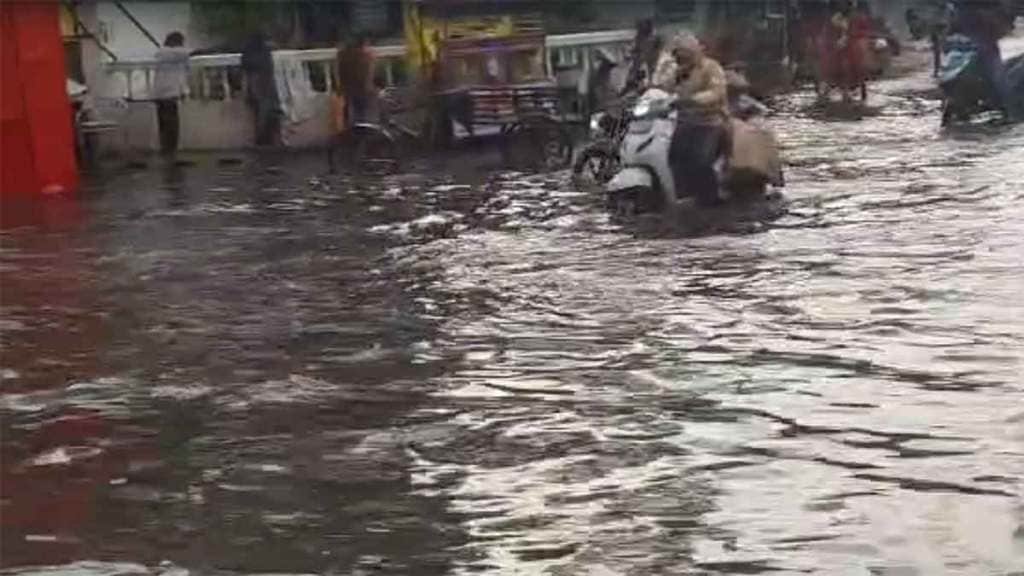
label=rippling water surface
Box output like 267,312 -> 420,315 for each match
2,49 -> 1024,575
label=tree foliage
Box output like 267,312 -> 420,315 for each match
190,1 -> 354,48
191,1 -> 286,45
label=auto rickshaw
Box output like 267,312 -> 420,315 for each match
430,30 -> 572,169
338,1 -> 571,172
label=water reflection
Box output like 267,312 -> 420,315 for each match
2,158 -> 469,574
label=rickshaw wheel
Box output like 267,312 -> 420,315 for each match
505,119 -> 572,172
541,126 -> 573,171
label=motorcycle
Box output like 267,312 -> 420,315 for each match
572,48 -> 629,184
605,88 -> 784,215
572,105 -> 631,184
939,33 -> 1024,125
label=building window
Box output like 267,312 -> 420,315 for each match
554,48 -> 579,69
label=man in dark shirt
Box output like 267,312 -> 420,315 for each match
241,32 -> 282,146
337,35 -> 376,127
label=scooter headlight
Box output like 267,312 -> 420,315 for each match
633,100 -> 651,118
589,113 -> 605,134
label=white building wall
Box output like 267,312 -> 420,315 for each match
78,23 -> 642,153
88,1 -> 211,61
78,2 -> 218,108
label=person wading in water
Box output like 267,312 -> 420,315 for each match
241,32 -> 282,147
336,34 -> 377,128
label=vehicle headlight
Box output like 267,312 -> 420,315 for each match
589,113 -> 603,133
633,101 -> 651,118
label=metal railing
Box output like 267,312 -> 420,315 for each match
104,44 -> 408,102
101,30 -> 635,102
93,30 -> 640,150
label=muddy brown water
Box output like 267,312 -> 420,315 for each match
2,53 -> 1023,575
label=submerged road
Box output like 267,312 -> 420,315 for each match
2,39 -> 1023,575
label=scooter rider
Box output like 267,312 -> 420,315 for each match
948,0 -> 1018,119
654,33 -> 731,205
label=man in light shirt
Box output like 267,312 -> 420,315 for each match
152,31 -> 189,156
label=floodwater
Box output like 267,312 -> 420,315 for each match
3,47 -> 1024,576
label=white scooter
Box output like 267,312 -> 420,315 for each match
606,88 -> 783,215
606,89 -> 694,213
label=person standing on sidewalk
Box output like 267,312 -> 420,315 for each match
152,31 -> 189,156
